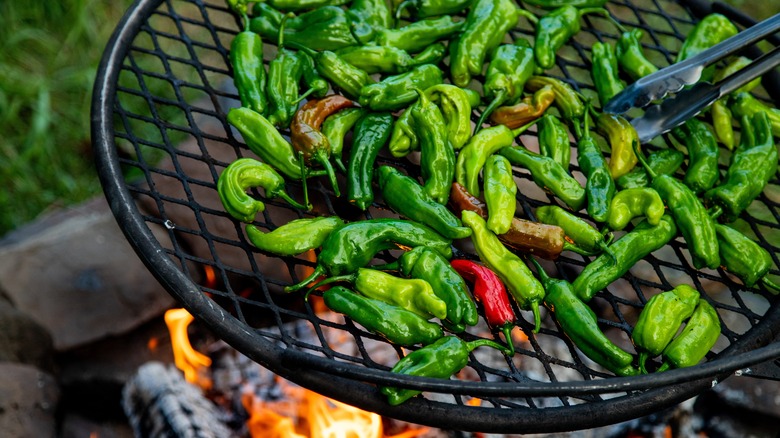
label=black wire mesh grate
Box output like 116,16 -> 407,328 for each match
93,0 -> 780,432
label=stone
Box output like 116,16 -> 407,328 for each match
0,362 -> 60,438
0,197 -> 176,351
0,296 -> 54,372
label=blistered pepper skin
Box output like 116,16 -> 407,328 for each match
657,299 -> 721,372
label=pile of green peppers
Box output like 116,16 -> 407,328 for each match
217,0 -> 780,406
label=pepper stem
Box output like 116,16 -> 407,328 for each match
316,151 -> 341,197
287,42 -> 317,57
579,8 -> 627,34
510,117 -> 541,137
638,351 -> 650,374
516,8 -> 539,26
292,87 -> 316,105
275,189 -> 309,211
278,13 -> 294,49
348,21 -> 367,46
527,256 -> 551,285
762,277 -> 780,295
395,0 -> 411,21
708,205 -> 723,220
285,265 -> 326,293
655,362 -> 671,373
334,157 -> 347,174
474,91 -> 507,135
531,302 -> 541,334
242,13 -> 250,33
633,139 -> 656,179
298,151 -> 312,210
562,241 -> 600,256
501,324 -> 516,356
466,338 -> 513,356
304,273 -> 354,295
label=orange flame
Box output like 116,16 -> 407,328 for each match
164,308 -> 212,390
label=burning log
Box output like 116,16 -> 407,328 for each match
121,361 -> 231,438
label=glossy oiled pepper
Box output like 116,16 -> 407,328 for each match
347,112 -> 394,210
377,166 -> 472,240
335,43 -> 445,75
573,215 -> 677,302
499,146 -> 586,211
475,39 -> 536,133
616,149 -> 684,190
227,107 -> 324,181
389,108 -> 417,158
490,84 -> 556,129
631,284 -> 700,373
400,247 -> 480,331
656,299 -> 721,372
709,57 -> 761,150
730,92 -> 780,137
263,0 -> 349,11
229,15 -> 267,115
705,111 -> 779,222
297,50 -> 330,99
536,205 -> 610,255
429,84 -> 479,150
347,0 -> 393,30
574,110 -> 614,223
635,143 -> 720,270
462,210 -> 546,332
450,259 -> 516,354
290,94 -> 356,195
525,76 -> 585,121
616,28 -> 658,80
676,13 -> 738,81
266,15 -> 308,128
672,118 -> 720,194
316,268 -> 448,320
250,4 -> 372,51
597,112 -> 639,180
449,182 -> 600,259
450,0 -> 534,87
381,336 -> 510,406
293,45 -> 374,99
413,88 -> 455,204
321,107 -> 366,172
715,224 -> 780,292
245,216 -> 344,256
607,187 -> 664,231
590,41 -> 625,107
359,64 -> 444,111
375,15 -> 464,53
395,0 -> 473,19
538,113 -> 572,169
217,158 -> 308,223
322,286 -> 443,347
531,258 -> 639,377
521,0 -> 608,7
484,155 -> 518,235
285,218 -> 453,292
535,6 -> 623,70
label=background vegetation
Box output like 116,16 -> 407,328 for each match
0,0 -> 775,237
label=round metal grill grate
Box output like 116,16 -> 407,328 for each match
92,0 -> 780,432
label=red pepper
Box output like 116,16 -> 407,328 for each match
450,259 -> 516,355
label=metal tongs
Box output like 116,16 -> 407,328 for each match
604,12 -> 780,143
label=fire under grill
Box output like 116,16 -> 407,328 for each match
92,0 -> 780,433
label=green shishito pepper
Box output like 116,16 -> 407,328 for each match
462,210 -> 546,332
676,13 -> 738,81
656,299 -> 721,372
292,45 -> 375,100
245,216 -> 344,256
631,284 -> 700,373
321,107 -> 366,172
616,149 -> 684,190
616,28 -> 658,81
316,268 -> 448,320
250,5 -> 367,52
227,107 -> 324,181
375,15 -> 464,53
450,0 -> 534,87
217,158 -> 309,223
229,15 -> 267,115
347,0 -> 393,30
263,0 -> 349,11
521,0 -> 608,7
297,50 -> 329,99
715,224 -> 780,293
400,247 -> 480,331
671,118 -> 720,194
395,0 -> 473,19
590,41 -> 625,107
266,14 -> 308,128
730,92 -> 780,137
574,110 -> 614,223
705,111 -> 778,223
377,166 -> 471,240
538,113 -> 571,169
475,39 -> 536,133
525,76 -> 585,121
322,286 -> 443,347
709,57 -> 762,150
346,112 -> 394,210
359,64 -> 444,111
634,143 -> 720,270
573,215 -> 677,302
335,43 -> 445,75
531,258 -> 639,377
607,187 -> 664,231
285,218 -> 453,292
597,112 -> 639,180
534,5 -> 623,71
536,205 -> 610,255
484,155 -> 518,235
412,88 -> 456,205
381,336 -> 510,406
499,146 -> 586,211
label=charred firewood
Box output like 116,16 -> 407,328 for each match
121,361 -> 231,438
